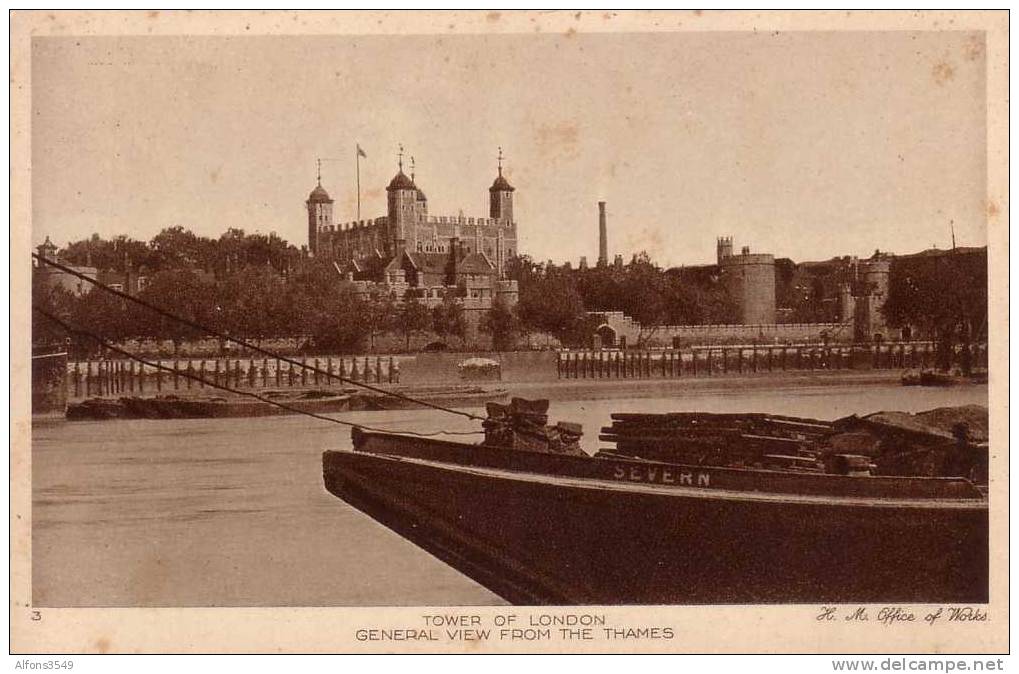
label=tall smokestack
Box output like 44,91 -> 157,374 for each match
597,201 -> 608,266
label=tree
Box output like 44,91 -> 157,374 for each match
148,224 -> 216,269
516,266 -> 588,344
620,252 -> 669,346
431,291 -> 466,343
215,266 -> 288,345
883,250 -> 987,372
62,234 -> 153,273
305,287 -> 370,354
68,285 -> 136,355
480,297 -> 520,351
135,269 -> 217,353
394,293 -> 432,351
361,288 -> 397,352
32,274 -> 75,351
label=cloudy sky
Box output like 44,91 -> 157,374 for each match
32,30 -> 987,266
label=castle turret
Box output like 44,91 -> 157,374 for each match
306,171 -> 333,256
36,236 -> 58,262
838,283 -> 856,323
716,236 -> 733,265
489,147 -> 515,223
386,146 -> 418,256
853,257 -> 892,341
411,155 -> 428,219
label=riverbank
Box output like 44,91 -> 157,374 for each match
45,369 -> 934,423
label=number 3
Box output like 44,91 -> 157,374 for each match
30,610 -> 41,621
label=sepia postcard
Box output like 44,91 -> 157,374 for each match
10,9 -> 1009,655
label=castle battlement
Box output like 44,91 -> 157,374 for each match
421,214 -> 513,227
329,214 -> 515,232
327,217 -> 389,232
721,252 -> 775,265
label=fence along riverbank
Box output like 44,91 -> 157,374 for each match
555,341 -> 987,380
66,355 -> 400,399
63,339 -> 988,400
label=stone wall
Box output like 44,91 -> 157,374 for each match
592,311 -> 853,347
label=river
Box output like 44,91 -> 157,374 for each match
31,382 -> 987,607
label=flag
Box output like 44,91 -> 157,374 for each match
357,144 -> 367,158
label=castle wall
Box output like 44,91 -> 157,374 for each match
593,311 -> 852,347
36,265 -> 98,296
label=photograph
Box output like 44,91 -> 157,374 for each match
12,9 -> 1008,655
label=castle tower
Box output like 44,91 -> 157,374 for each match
386,145 -> 418,256
838,283 -> 856,324
716,236 -> 733,265
853,257 -> 892,341
719,242 -> 776,325
597,201 -> 608,266
489,146 -> 515,223
36,236 -> 58,261
306,163 -> 334,256
411,155 -> 428,220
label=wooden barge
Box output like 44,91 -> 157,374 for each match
322,408 -> 988,605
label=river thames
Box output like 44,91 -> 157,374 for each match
32,381 -> 988,607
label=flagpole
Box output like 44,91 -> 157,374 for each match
356,146 -> 361,223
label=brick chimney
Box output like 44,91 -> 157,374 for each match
597,201 -> 608,266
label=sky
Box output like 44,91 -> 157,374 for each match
31,30 -> 987,267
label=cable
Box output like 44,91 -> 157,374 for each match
35,306 -> 483,437
33,253 -> 486,421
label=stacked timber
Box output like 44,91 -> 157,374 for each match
598,412 -> 835,472
597,406 -> 989,483
831,405 -> 988,483
483,398 -> 585,456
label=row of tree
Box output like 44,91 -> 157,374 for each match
60,227 -> 299,277
33,259 -> 521,357
509,252 -> 739,346
36,228 -> 988,361
41,228 -> 742,353
882,250 -> 987,372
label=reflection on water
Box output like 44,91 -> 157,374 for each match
32,383 -> 988,607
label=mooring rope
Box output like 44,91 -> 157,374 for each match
33,253 -> 487,422
34,306 -> 484,437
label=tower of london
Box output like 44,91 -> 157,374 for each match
307,148 -> 518,279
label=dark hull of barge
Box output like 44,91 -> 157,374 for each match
322,432 -> 988,606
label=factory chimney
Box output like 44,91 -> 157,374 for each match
597,201 -> 608,267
